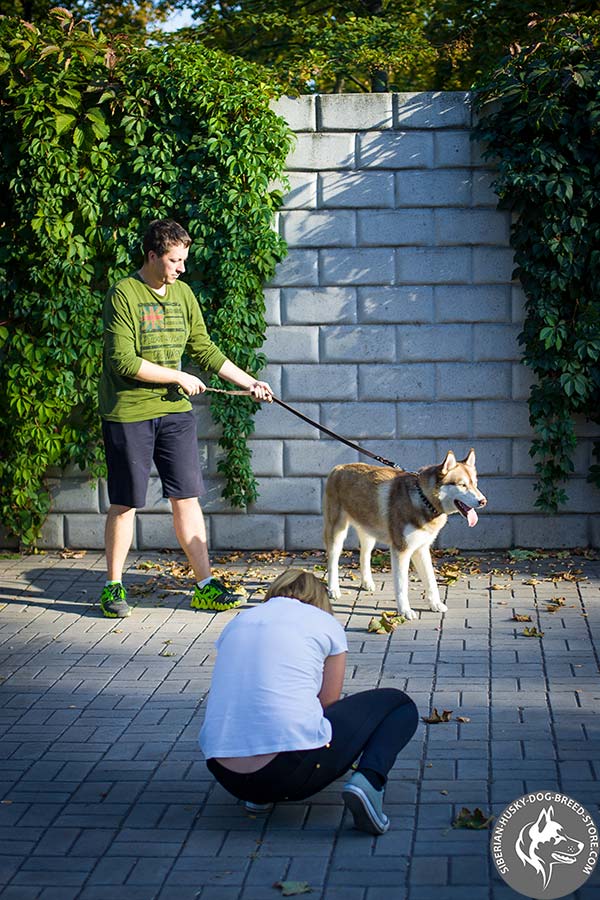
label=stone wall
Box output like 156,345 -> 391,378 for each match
31,92 -> 600,550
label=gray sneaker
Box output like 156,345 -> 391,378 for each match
244,801 -> 273,813
342,771 -> 390,835
99,582 -> 131,619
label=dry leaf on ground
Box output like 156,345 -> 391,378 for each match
273,882 -> 313,897
512,613 -> 532,622
367,611 -> 406,634
523,626 -> 544,638
422,708 -> 453,724
453,807 -> 494,830
551,569 -> 587,583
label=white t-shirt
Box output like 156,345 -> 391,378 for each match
199,596 -> 348,758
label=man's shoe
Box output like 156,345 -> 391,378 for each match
99,583 -> 131,619
342,771 -> 390,835
191,578 -> 245,611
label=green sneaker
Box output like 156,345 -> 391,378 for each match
191,577 -> 245,611
99,583 -> 131,619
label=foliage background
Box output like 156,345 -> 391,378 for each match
473,13 -> 600,511
4,3 -> 599,92
178,1 -> 599,94
0,9 -> 291,546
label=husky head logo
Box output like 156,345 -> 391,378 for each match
515,806 -> 585,889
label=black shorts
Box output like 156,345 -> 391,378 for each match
101,411 -> 204,509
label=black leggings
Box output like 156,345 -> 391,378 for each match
207,688 -> 419,805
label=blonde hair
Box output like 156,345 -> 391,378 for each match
264,568 -> 333,615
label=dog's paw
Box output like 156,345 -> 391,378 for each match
399,607 -> 418,621
360,578 -> 376,593
430,600 -> 448,613
328,586 -> 342,600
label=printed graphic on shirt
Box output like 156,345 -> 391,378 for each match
140,304 -> 165,333
138,301 -> 187,368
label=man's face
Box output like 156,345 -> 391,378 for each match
149,242 -> 189,285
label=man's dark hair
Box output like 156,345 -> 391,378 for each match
142,219 -> 191,259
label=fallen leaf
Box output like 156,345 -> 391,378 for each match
371,552 -> 390,569
422,708 -> 453,724
490,584 -> 507,590
572,547 -> 598,559
523,626 -> 544,638
437,563 -> 462,585
367,611 -> 406,634
551,568 -> 586,582
523,578 -> 539,586
59,548 -> 86,559
456,716 -> 471,723
453,807 -> 493,830
273,882 -> 313,897
508,549 -> 539,561
512,613 -> 532,622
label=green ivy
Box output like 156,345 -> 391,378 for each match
0,9 -> 291,546
473,13 -> 600,512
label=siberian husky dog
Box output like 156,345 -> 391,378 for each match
324,449 -> 487,619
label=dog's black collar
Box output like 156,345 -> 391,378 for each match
415,474 -> 443,519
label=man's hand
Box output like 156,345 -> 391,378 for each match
177,372 -> 207,396
249,380 -> 273,402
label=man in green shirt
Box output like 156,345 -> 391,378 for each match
98,219 -> 272,618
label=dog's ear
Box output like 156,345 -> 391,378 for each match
533,807 -> 552,834
463,448 -> 476,467
441,450 -> 457,474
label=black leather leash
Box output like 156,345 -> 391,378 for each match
204,387 -> 445,516
204,386 -> 402,469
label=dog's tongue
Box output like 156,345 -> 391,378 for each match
467,508 -> 478,528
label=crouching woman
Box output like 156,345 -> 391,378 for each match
199,568 -> 418,834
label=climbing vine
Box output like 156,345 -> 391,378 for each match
473,13 -> 600,511
0,9 -> 291,546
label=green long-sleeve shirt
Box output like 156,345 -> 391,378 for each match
98,274 -> 226,422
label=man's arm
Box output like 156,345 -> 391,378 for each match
134,359 -> 206,396
217,359 -> 273,402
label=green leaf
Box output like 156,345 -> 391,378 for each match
55,112 -> 77,135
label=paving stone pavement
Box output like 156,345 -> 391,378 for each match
0,547 -> 598,900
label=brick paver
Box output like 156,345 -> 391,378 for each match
0,548 -> 598,899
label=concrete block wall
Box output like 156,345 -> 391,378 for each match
32,92 -> 599,551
